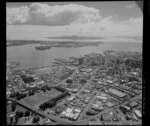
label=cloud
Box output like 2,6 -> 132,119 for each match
67,16 -> 143,37
126,4 -> 135,9
7,3 -> 101,26
7,16 -> 143,41
6,3 -> 143,41
7,6 -> 29,24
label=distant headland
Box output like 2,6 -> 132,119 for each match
7,40 -> 103,50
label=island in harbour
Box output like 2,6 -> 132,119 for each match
35,45 -> 52,50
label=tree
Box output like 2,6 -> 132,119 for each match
66,79 -> 72,84
54,87 -> 66,92
10,93 -> 15,98
41,86 -> 46,90
24,110 -> 30,117
15,111 -> 19,117
80,79 -> 87,84
91,61 -> 97,66
31,87 -> 38,93
16,93 -> 27,100
10,92 -> 20,98
19,111 -> 24,118
9,116 -> 13,125
16,96 -> 21,100
14,115 -> 19,125
11,101 -> 17,112
39,100 -> 56,111
29,90 -> 34,96
47,86 -> 51,91
100,115 -> 103,121
79,57 -> 83,65
16,111 -> 24,118
32,116 -> 40,124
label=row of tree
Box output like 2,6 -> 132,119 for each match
54,86 -> 66,92
10,85 -> 52,99
8,110 -> 31,125
10,92 -> 27,100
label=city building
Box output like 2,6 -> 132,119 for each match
107,88 -> 127,98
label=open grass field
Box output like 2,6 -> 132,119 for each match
20,88 -> 62,109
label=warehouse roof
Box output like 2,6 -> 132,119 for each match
108,88 -> 127,98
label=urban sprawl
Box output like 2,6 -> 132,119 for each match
7,50 -> 142,125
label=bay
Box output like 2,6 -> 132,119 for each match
7,42 -> 142,69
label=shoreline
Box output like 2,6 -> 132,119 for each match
7,40 -> 103,47
7,51 -> 142,71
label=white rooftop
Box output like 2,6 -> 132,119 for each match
108,88 -> 127,97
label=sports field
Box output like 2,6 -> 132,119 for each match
21,88 -> 62,109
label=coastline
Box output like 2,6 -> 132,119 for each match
7,40 -> 103,47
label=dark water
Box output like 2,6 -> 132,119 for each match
7,42 -> 142,69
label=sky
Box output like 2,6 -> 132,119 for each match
6,2 -> 143,42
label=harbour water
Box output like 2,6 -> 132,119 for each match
7,42 -> 142,69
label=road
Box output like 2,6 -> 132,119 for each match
8,97 -> 77,125
84,93 -> 142,124
7,66 -> 142,125
7,66 -> 90,125
7,67 -> 100,125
